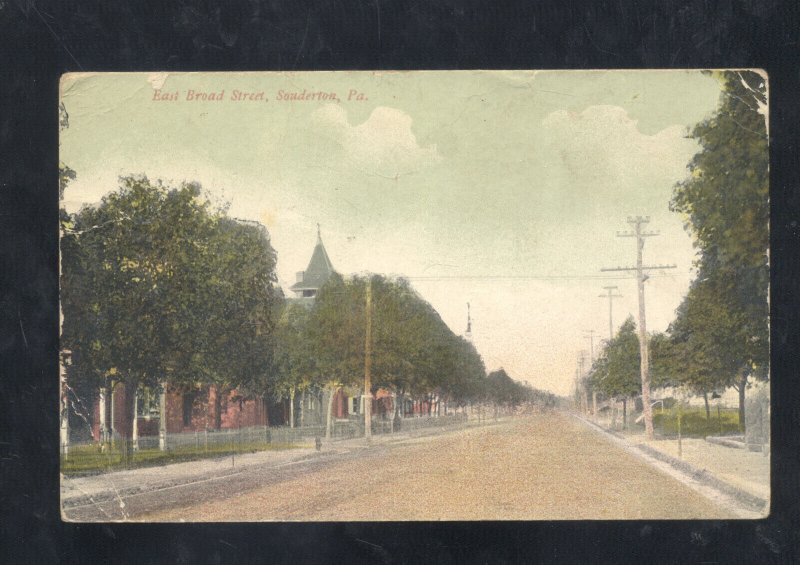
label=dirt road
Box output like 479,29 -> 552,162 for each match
138,411 -> 734,521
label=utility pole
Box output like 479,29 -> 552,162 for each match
601,216 -> 676,440
599,286 -> 623,341
364,276 -> 373,442
577,350 -> 588,414
583,330 -> 596,362
584,331 -> 597,415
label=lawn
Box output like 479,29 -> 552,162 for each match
652,407 -> 741,438
61,440 -> 307,476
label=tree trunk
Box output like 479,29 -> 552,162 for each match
289,387 -> 295,429
132,389 -> 139,451
622,398 -> 627,429
737,374 -> 748,432
703,392 -> 710,421
98,385 -> 108,443
124,381 -> 137,464
611,399 -> 617,430
300,389 -> 305,428
325,385 -> 336,440
158,383 -> 167,451
213,386 -> 223,430
110,382 -> 116,447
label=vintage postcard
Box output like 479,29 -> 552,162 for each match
59,70 -> 769,521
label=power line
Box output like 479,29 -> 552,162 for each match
601,216 -> 676,440
404,272 -> 686,282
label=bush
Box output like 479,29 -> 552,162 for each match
652,407 -> 740,438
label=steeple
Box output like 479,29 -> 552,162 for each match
465,302 -> 472,341
290,226 -> 335,298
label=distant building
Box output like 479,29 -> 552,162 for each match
289,225 -> 335,300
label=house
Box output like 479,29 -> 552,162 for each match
91,383 -> 269,443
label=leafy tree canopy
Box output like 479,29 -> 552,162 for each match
588,316 -> 641,399
670,70 -> 769,380
61,176 -> 280,401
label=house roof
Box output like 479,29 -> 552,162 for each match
289,229 -> 335,292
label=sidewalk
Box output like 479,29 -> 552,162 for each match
62,418 -> 487,510
583,412 -> 770,513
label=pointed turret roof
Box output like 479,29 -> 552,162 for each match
290,226 -> 335,292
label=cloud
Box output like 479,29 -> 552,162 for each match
541,105 -> 695,188
312,104 -> 441,177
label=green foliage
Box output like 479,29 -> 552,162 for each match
60,440 -> 298,476
670,70 -> 769,383
272,301 -> 316,399
648,332 -> 677,388
306,273 -> 488,404
485,368 -> 530,407
665,274 -> 749,396
199,217 -> 280,397
305,273 -> 366,387
61,176 -> 281,424
666,71 -> 769,430
589,317 -> 641,399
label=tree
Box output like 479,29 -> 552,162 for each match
670,70 -> 769,425
588,317 -> 641,426
667,272 -> 758,425
195,217 -> 280,428
648,332 -> 680,390
486,368 -> 528,415
305,273 -> 364,438
61,176 -> 280,443
272,302 -> 315,428
306,273 -> 489,435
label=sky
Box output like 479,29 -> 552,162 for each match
60,70 -> 725,396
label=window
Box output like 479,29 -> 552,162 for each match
182,392 -> 196,427
136,386 -> 161,419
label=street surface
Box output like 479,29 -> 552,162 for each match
94,411 -> 738,521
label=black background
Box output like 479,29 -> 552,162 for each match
1,0 -> 798,562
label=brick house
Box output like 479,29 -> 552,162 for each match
91,382 -> 268,442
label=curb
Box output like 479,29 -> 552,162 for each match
706,435 -> 747,450
572,413 -> 768,515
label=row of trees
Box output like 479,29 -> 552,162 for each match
586,71 -> 769,427
61,176 -> 547,443
273,273 -> 550,436
61,176 -> 282,437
